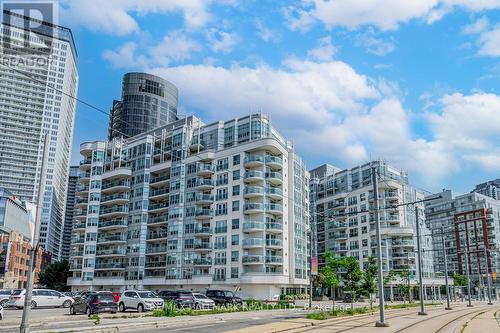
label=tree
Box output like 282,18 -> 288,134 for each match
321,252 -> 342,312
342,256 -> 363,310
452,273 -> 466,287
37,259 -> 70,291
360,256 -> 378,310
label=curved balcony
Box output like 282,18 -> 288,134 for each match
242,238 -> 265,249
96,248 -> 127,257
149,188 -> 170,200
267,203 -> 283,215
195,208 -> 214,219
150,174 -> 170,187
190,140 -> 204,152
73,209 -> 87,221
75,184 -> 89,196
79,158 -> 92,169
97,234 -> 127,245
78,172 -> 91,185
72,222 -> 86,231
265,171 -> 283,185
194,242 -> 212,251
101,167 -> 131,181
94,263 -> 126,271
149,202 -> 169,214
148,215 -> 168,225
146,246 -> 167,255
146,231 -> 168,242
244,170 -> 265,183
266,187 -> 283,200
196,163 -> 215,176
79,142 -> 94,156
100,192 -> 129,206
98,218 -> 128,230
243,186 -> 265,198
266,239 -> 283,248
265,255 -> 283,265
265,155 -> 283,169
74,197 -> 88,209
244,202 -> 265,214
244,154 -> 265,168
333,233 -> 348,240
101,179 -> 130,193
392,240 -> 415,248
242,255 -> 264,265
193,257 -> 212,266
194,225 -> 212,236
265,222 -> 283,233
69,263 -> 82,271
242,221 -> 265,232
71,237 -> 85,245
195,178 -> 214,191
100,205 -> 128,218
195,193 -> 214,205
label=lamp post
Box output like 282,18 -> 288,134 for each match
440,227 -> 452,310
464,250 -> 473,307
415,207 -> 427,315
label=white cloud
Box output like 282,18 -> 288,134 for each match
307,36 -> 337,61
355,28 -> 396,56
463,17 -> 489,34
206,29 -> 239,53
103,31 -> 201,69
461,17 -> 500,57
60,0 -> 214,35
255,20 -> 280,42
286,0 -> 500,31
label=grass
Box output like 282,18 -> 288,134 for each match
306,307 -> 369,320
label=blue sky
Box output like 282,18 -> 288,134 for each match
60,0 -> 500,194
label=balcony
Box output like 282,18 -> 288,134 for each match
79,171 -> 91,182
190,140 -> 204,152
70,250 -> 84,257
69,263 -> 82,270
101,179 -> 130,193
101,192 -> 129,205
97,234 -> 127,244
146,246 -> 167,255
244,154 -> 265,168
266,187 -> 283,199
196,163 -> 215,176
96,248 -> 127,257
195,208 -> 214,219
266,256 -> 283,265
146,231 -> 168,241
194,225 -> 212,236
392,240 -> 414,247
242,238 -> 265,248
79,158 -> 92,169
148,215 -> 168,225
333,233 -> 348,240
74,197 -> 88,208
100,205 -> 128,218
193,257 -> 212,266
149,202 -> 169,213
195,178 -> 214,190
265,171 -> 283,185
243,221 -> 265,232
72,237 -> 85,245
244,202 -> 265,214
244,170 -> 265,182
94,263 -> 126,270
150,174 -> 170,187
243,186 -> 265,198
195,193 -> 214,204
72,222 -> 86,230
101,167 -> 131,181
265,155 -> 283,169
75,184 -> 89,196
265,222 -> 282,233
145,261 -> 167,269
242,255 -> 264,264
149,188 -> 170,200
194,242 -> 212,251
98,218 -> 128,230
266,239 -> 282,248
267,203 -> 283,215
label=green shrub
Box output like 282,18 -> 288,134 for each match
152,300 -> 177,317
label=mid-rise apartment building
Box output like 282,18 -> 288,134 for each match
425,190 -> 500,286
61,166 -> 79,260
0,11 -> 79,260
68,114 -> 310,299
472,178 -> 500,201
310,161 -> 435,284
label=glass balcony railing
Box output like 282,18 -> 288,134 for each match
242,255 -> 264,263
266,239 -> 282,247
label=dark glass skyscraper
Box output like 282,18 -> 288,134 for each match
109,73 -> 178,139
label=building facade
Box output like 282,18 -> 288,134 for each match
472,178 -> 500,201
61,166 -> 79,260
310,161 -> 435,286
0,11 -> 79,260
68,114 -> 310,299
108,73 -> 178,140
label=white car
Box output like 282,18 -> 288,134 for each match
118,290 -> 163,312
7,289 -> 73,309
192,293 -> 215,310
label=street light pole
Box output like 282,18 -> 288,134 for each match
309,230 -> 313,310
483,248 -> 493,305
372,166 -> 388,327
415,206 -> 427,315
20,133 -> 49,333
440,227 -> 452,310
464,249 -> 473,307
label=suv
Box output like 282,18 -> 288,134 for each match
205,290 -> 242,306
70,292 -> 118,316
0,289 -> 12,307
7,289 -> 73,309
118,290 -> 163,312
157,290 -> 195,308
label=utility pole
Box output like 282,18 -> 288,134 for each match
406,252 -> 411,304
372,166 -> 388,327
309,230 -> 313,309
20,133 -> 49,333
483,248 -> 493,305
440,227 -> 452,310
415,206 -> 427,315
464,249 -> 473,307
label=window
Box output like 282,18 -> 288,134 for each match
231,250 -> 239,262
233,154 -> 240,165
215,220 -> 227,233
216,173 -> 229,186
231,267 -> 239,278
232,200 -> 240,212
233,170 -> 240,181
232,218 -> 239,229
216,188 -> 228,201
232,185 -> 240,196
231,234 -> 239,246
216,203 -> 227,216
217,158 -> 228,171
214,236 -> 227,249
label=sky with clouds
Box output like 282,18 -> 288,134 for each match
60,0 -> 500,194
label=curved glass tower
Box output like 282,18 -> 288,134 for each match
109,73 -> 178,140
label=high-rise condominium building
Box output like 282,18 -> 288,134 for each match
472,178 -> 500,201
310,161 -> 436,289
68,114 -> 310,299
425,190 -> 500,287
61,166 -> 79,260
0,11 -> 79,260
108,73 -> 178,140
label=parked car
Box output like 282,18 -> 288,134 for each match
70,292 -> 118,316
157,290 -> 195,309
62,292 -> 75,297
118,290 -> 163,312
7,289 -> 73,309
205,290 -> 243,306
342,293 -> 357,303
0,289 -> 13,307
192,293 -> 215,310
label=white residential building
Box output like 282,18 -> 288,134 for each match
0,11 -> 79,259
68,114 -> 310,299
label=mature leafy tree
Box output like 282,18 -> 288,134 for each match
37,259 -> 70,291
452,274 -> 466,287
342,256 -> 363,309
360,256 -> 378,309
321,252 -> 342,312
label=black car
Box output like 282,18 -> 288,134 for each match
205,290 -> 243,306
70,292 -> 118,316
157,290 -> 195,308
342,293 -> 357,303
